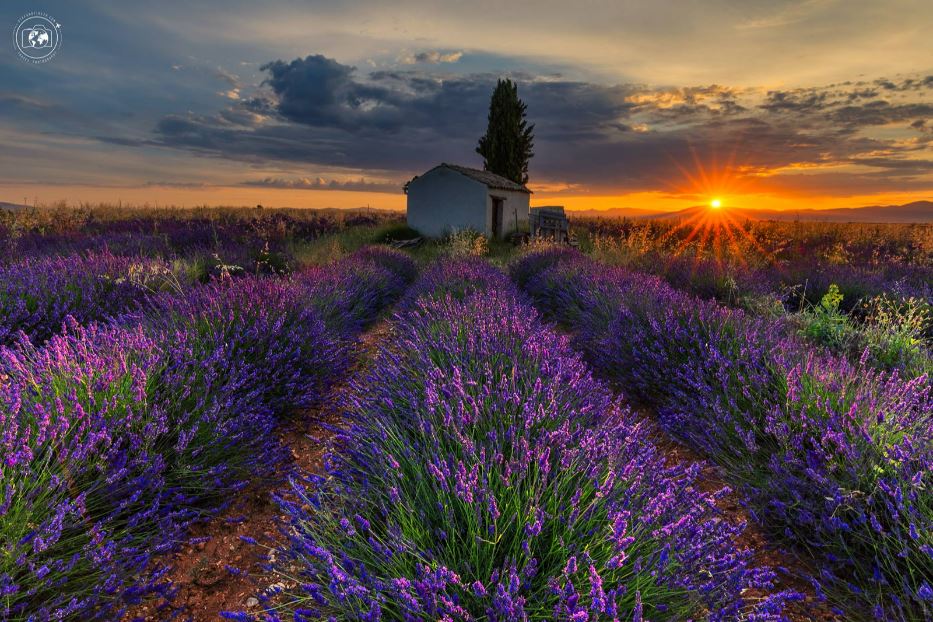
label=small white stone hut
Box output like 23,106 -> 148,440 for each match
406,163 -> 530,239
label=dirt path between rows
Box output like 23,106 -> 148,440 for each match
537,320 -> 840,620
127,321 -> 392,622
628,403 -> 841,621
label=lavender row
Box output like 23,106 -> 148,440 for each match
0,252 -> 185,347
244,259 -> 796,621
511,248 -> 933,621
0,210 -> 393,263
627,251 -> 932,312
616,252 -> 933,375
0,247 -> 416,620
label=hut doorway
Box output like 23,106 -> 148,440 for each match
491,197 -> 504,239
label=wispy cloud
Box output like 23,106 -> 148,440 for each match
736,0 -> 836,30
399,50 -> 464,65
241,176 -> 400,192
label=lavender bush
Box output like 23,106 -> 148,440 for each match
3,211 -> 321,263
0,322 -> 176,620
780,263 -> 932,313
299,246 -> 418,337
252,259 -> 794,621
0,247 -> 415,620
585,241 -> 933,373
140,278 -> 343,418
582,222 -> 932,311
0,252 -> 182,347
349,246 -> 420,286
512,248 -> 933,620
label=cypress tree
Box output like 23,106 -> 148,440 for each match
476,79 -> 535,185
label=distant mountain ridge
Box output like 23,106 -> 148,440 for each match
569,200 -> 933,223
565,207 -> 662,219
0,201 -> 29,211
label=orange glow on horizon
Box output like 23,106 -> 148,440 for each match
710,198 -> 722,209
1,183 -> 928,215
535,190 -> 931,213
1,140 -> 927,214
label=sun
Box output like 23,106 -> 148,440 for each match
709,198 -> 722,209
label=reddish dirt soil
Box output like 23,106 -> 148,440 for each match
126,322 -> 391,621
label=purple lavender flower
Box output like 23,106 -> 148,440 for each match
0,251 -> 178,346
0,246 -> 414,619
255,258 -> 793,621
512,248 -> 933,619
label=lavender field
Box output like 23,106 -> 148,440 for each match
0,208 -> 930,622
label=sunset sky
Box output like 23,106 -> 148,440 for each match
1,0 -> 931,212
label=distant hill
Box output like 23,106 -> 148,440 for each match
0,201 -> 29,211
558,206 -> 662,219
765,201 -> 932,223
569,201 -> 933,224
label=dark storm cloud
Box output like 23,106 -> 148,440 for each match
256,56 -> 640,138
260,55 -> 407,131
154,109 -> 462,171
150,54 -> 933,194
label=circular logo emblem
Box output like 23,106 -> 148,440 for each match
13,12 -> 61,63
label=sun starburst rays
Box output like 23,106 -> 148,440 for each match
655,146 -> 782,270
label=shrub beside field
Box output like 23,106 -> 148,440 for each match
0,247 -> 416,620
511,248 -> 933,621
252,259 -> 795,621
794,286 -> 931,378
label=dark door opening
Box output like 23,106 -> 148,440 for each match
491,197 -> 503,239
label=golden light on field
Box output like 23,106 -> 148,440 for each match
649,149 -> 782,270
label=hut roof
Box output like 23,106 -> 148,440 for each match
433,163 -> 532,193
